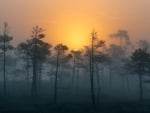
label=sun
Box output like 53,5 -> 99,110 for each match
44,16 -> 93,50
68,31 -> 88,49
64,24 -> 90,50
44,24 -> 90,50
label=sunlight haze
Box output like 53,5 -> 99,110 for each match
0,0 -> 150,49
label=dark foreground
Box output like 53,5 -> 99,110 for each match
1,97 -> 150,113
0,81 -> 150,113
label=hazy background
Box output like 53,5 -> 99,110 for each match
0,0 -> 150,49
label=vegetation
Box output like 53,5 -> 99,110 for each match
1,23 -> 150,112
0,22 -> 13,96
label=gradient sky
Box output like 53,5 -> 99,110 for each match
0,0 -> 150,49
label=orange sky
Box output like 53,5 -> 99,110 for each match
0,0 -> 150,49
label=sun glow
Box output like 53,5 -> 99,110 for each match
45,14 -> 109,50
67,30 -> 89,49
63,23 -> 90,50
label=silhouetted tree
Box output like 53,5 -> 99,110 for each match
36,39 -> 52,94
0,22 -> 13,96
127,48 -> 150,103
90,31 -> 97,108
93,40 -> 108,104
54,43 -> 68,104
17,26 -> 51,98
84,32 -> 106,108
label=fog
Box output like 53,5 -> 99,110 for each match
1,0 -> 150,112
0,26 -> 150,113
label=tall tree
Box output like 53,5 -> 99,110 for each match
84,31 -> 108,108
84,32 -> 106,108
0,22 -> 13,96
36,39 -> 52,94
93,40 -> 108,104
127,48 -> 150,103
90,31 -> 97,108
54,43 -> 68,104
17,26 -> 51,98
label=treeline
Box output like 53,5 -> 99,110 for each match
0,22 -> 150,109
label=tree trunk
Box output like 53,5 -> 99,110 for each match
54,53 -> 59,104
90,71 -> 95,108
95,63 -> 100,105
3,40 -> 6,96
126,75 -> 129,91
90,35 -> 96,109
31,48 -> 38,98
26,57 -> 30,81
72,56 -> 76,88
38,62 -> 42,96
109,63 -> 112,88
76,65 -> 79,95
139,71 -> 143,103
139,57 -> 143,104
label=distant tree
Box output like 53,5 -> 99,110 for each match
127,48 -> 150,103
110,30 -> 131,49
106,44 -> 125,84
70,50 -> 83,88
0,22 -> 13,96
138,40 -> 150,51
54,43 -> 68,104
107,44 -> 125,60
105,56 -> 113,87
17,42 -> 31,81
17,26 -> 51,98
53,52 -> 72,88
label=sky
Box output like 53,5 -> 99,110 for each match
0,0 -> 150,49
